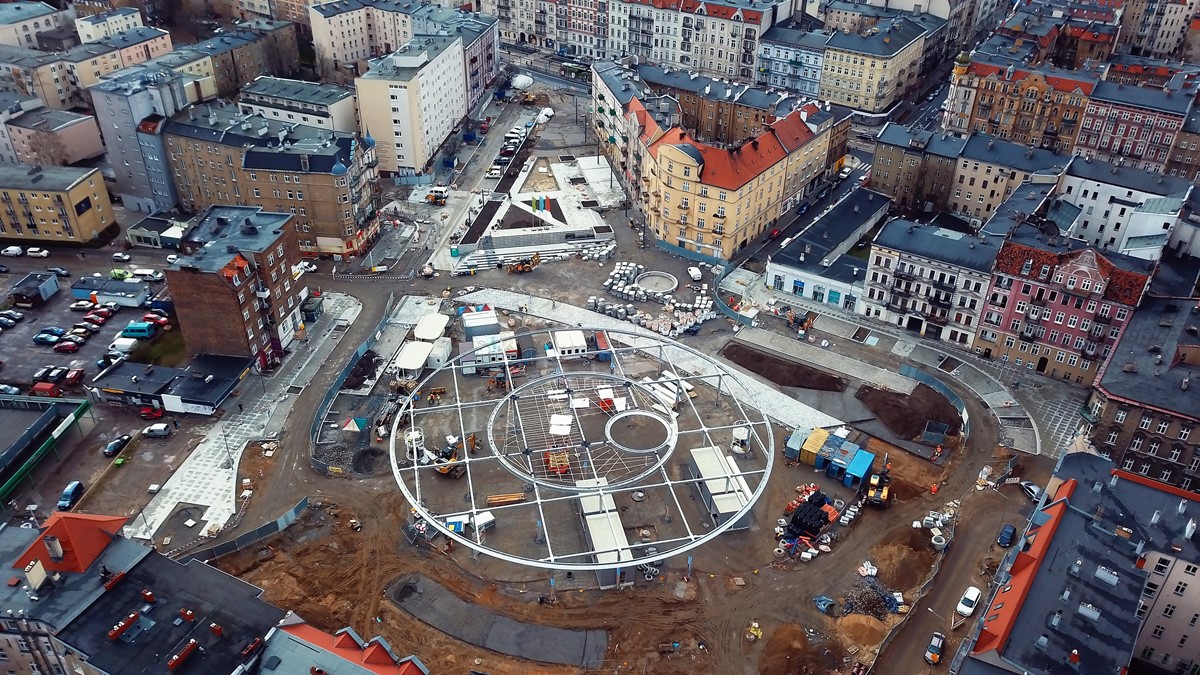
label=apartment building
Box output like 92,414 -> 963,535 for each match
591,60 -> 680,185
356,35 -> 465,174
1107,53 -> 1198,88
0,92 -> 42,164
0,2 -> 72,49
1074,74 -> 1197,174
168,206 -> 305,365
0,165 -> 114,244
633,64 -> 798,144
90,68 -> 201,213
863,218 -> 997,347
188,22 -> 300,97
118,48 -> 219,100
942,35 -> 1096,150
75,7 -> 142,44
948,135 -> 1066,222
640,104 -> 841,260
240,76 -> 357,132
818,16 -> 932,114
1119,0 -> 1197,58
1167,108 -> 1200,184
757,27 -> 828,96
6,107 -> 104,165
871,123 -> 967,212
1087,294 -> 1200,495
1058,157 -> 1194,259
162,103 -> 381,256
61,26 -> 174,104
0,45 -> 67,108
310,1 -> 499,111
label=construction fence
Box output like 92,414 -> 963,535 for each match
181,497 -> 309,564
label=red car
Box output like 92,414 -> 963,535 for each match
64,368 -> 85,386
84,314 -> 108,325
88,307 -> 115,318
53,341 -> 80,353
139,406 -> 164,420
142,313 -> 169,326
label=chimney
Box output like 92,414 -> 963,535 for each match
1152,510 -> 1162,525
210,622 -> 223,637
1178,499 -> 1188,516
180,608 -> 195,622
1110,474 -> 1119,488
1187,519 -> 1197,538
140,589 -> 155,603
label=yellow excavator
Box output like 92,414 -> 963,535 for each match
865,454 -> 892,507
433,432 -> 479,479
506,252 -> 541,274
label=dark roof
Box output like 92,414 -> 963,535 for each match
875,218 -> 1000,272
187,31 -> 257,56
0,165 -> 97,191
7,106 -> 91,131
241,76 -> 353,108
825,16 -> 936,57
1003,220 -> 1150,274
70,276 -> 150,297
164,354 -> 250,404
876,122 -> 967,159
57,554 -> 286,675
1148,252 -> 1200,297
128,215 -> 176,235
1065,156 -> 1193,198
0,1 -> 58,24
176,205 -> 292,273
960,134 -> 1068,174
592,61 -> 648,107
636,64 -> 797,112
775,189 -> 891,281
77,6 -> 140,24
760,26 -> 830,49
1090,80 -> 1195,115
89,360 -> 182,396
1097,296 -> 1200,419
62,27 -> 168,62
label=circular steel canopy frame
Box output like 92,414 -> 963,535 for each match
388,325 -> 775,571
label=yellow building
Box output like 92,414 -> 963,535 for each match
0,165 -> 114,243
818,17 -> 927,114
640,104 -> 848,260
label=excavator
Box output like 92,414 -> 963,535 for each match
865,454 -> 892,508
505,252 -> 541,274
425,186 -> 449,206
430,433 -> 479,479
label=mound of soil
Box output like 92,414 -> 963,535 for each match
838,614 -> 886,649
722,343 -> 847,392
869,528 -> 937,592
759,624 -> 844,675
855,384 -> 961,440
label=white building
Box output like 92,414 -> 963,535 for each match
864,218 -> 998,347
0,92 -> 42,164
355,35 -> 466,173
757,27 -> 828,96
0,2 -> 73,49
239,76 -> 357,132
75,7 -> 142,44
1058,156 -> 1195,261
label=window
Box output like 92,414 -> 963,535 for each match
1154,625 -> 1166,638
1142,416 -> 1154,430
1165,603 -> 1177,617
1175,582 -> 1189,596
1159,421 -> 1171,434
1116,410 -> 1127,423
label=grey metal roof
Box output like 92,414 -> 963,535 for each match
91,65 -> 182,93
1148,253 -> 1200,297
0,165 -> 97,191
1098,296 -> 1200,420
57,554 -> 286,675
77,6 -> 140,24
960,134 -> 1068,174
0,525 -> 151,631
7,106 -> 90,131
360,35 -> 460,81
188,30 -> 257,56
1065,156 -> 1193,198
1090,81 -> 1195,115
0,42 -> 62,67
70,276 -> 150,297
592,61 -> 646,107
241,76 -> 353,108
760,26 -> 832,50
776,189 -> 891,276
175,206 -> 292,274
874,217 -> 1000,272
876,122 -> 967,159
634,64 -> 797,112
824,16 -> 931,57
0,2 -> 57,25
62,26 -> 168,62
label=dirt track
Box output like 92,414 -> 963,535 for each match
721,342 -> 848,392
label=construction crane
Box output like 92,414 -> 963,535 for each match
505,252 -> 541,274
865,453 -> 892,507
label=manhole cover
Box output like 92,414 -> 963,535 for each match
286,385 -> 305,395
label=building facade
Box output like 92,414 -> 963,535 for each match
864,218 -> 997,347
356,35 -> 465,174
870,123 -> 967,212
1074,75 -> 1196,174
818,16 -> 930,115
1119,0 -> 1198,58
239,76 -> 357,132
634,64 -> 798,144
0,2 -> 73,49
167,206 -> 305,366
163,104 -> 381,256
757,27 -> 827,96
0,166 -> 115,244
6,107 -> 104,166
188,23 -> 300,98
75,7 -> 143,44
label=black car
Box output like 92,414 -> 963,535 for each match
32,365 -> 52,382
101,434 -> 132,457
997,523 -> 1017,547
46,267 -> 70,278
0,317 -> 14,328
0,309 -> 23,321
0,264 -> 8,273
45,367 -> 67,383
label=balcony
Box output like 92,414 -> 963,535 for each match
894,269 -> 914,281
1019,331 -> 1036,342
255,287 -> 271,299
932,278 -> 955,292
927,294 -> 952,309
887,299 -> 907,314
1094,311 -> 1112,324
713,212 -> 726,219
1030,295 -> 1047,306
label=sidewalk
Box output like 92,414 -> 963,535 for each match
123,292 -> 364,542
736,274 -> 1056,455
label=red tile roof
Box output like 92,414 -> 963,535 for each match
993,240 -> 1148,306
968,62 -> 1098,95
283,624 -> 426,674
12,513 -> 126,575
974,479 -> 1076,656
767,104 -> 818,151
678,0 -> 762,22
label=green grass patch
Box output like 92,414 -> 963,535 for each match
129,327 -> 187,367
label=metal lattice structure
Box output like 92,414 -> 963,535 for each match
389,325 -> 775,570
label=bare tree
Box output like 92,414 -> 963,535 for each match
28,132 -> 68,166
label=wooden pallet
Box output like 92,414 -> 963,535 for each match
486,493 -> 526,507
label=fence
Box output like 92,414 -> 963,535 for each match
308,293 -> 396,475
180,497 -> 309,564
899,364 -> 971,441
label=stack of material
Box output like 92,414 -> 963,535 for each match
783,491 -> 836,539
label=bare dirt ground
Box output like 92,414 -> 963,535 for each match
721,343 -> 848,392
520,157 -> 560,192
855,384 -> 963,439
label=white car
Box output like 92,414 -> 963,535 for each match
111,252 -> 131,262
956,586 -> 982,617
69,300 -> 95,311
0,245 -> 21,257
26,248 -> 49,258
299,261 -> 318,273
166,254 -> 179,264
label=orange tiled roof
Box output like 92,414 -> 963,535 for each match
678,0 -> 763,22
968,63 -> 1098,95
973,479 -> 1076,656
12,513 -> 127,575
219,253 -> 251,280
283,624 -> 425,674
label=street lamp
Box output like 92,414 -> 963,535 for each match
927,606 -> 948,623
219,427 -> 233,470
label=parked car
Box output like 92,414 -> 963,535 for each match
139,406 -> 164,420
69,300 -> 96,311
63,368 -> 84,386
1019,480 -> 1042,502
100,302 -> 121,312
299,261 -> 318,273
0,385 -> 19,395
56,481 -> 84,510
956,586 -> 982,617
53,341 -> 80,353
45,367 -> 66,383
0,309 -> 23,320
111,252 -> 131,262
89,307 -> 115,318
109,269 -> 132,280
26,247 -> 49,258
60,334 -> 86,345
924,632 -> 946,665
997,523 -> 1017,547
0,264 -> 8,273
142,423 -> 172,438
142,313 -> 169,326
39,326 -> 65,336
101,434 -> 132,457
83,314 -> 108,325
0,317 -> 14,329
32,365 -> 52,382
145,308 -> 168,318
46,267 -> 70,277
32,333 -> 60,345
73,321 -> 102,333
0,246 -> 21,256
166,254 -> 179,264
485,167 -> 502,179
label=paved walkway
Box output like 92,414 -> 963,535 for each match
124,293 -> 364,542
735,326 -> 917,395
457,288 -> 844,431
738,275 -> 1053,455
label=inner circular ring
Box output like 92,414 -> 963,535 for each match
605,410 -> 673,455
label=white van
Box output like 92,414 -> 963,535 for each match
485,167 -> 503,179
108,337 -> 140,353
0,245 -> 21,257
